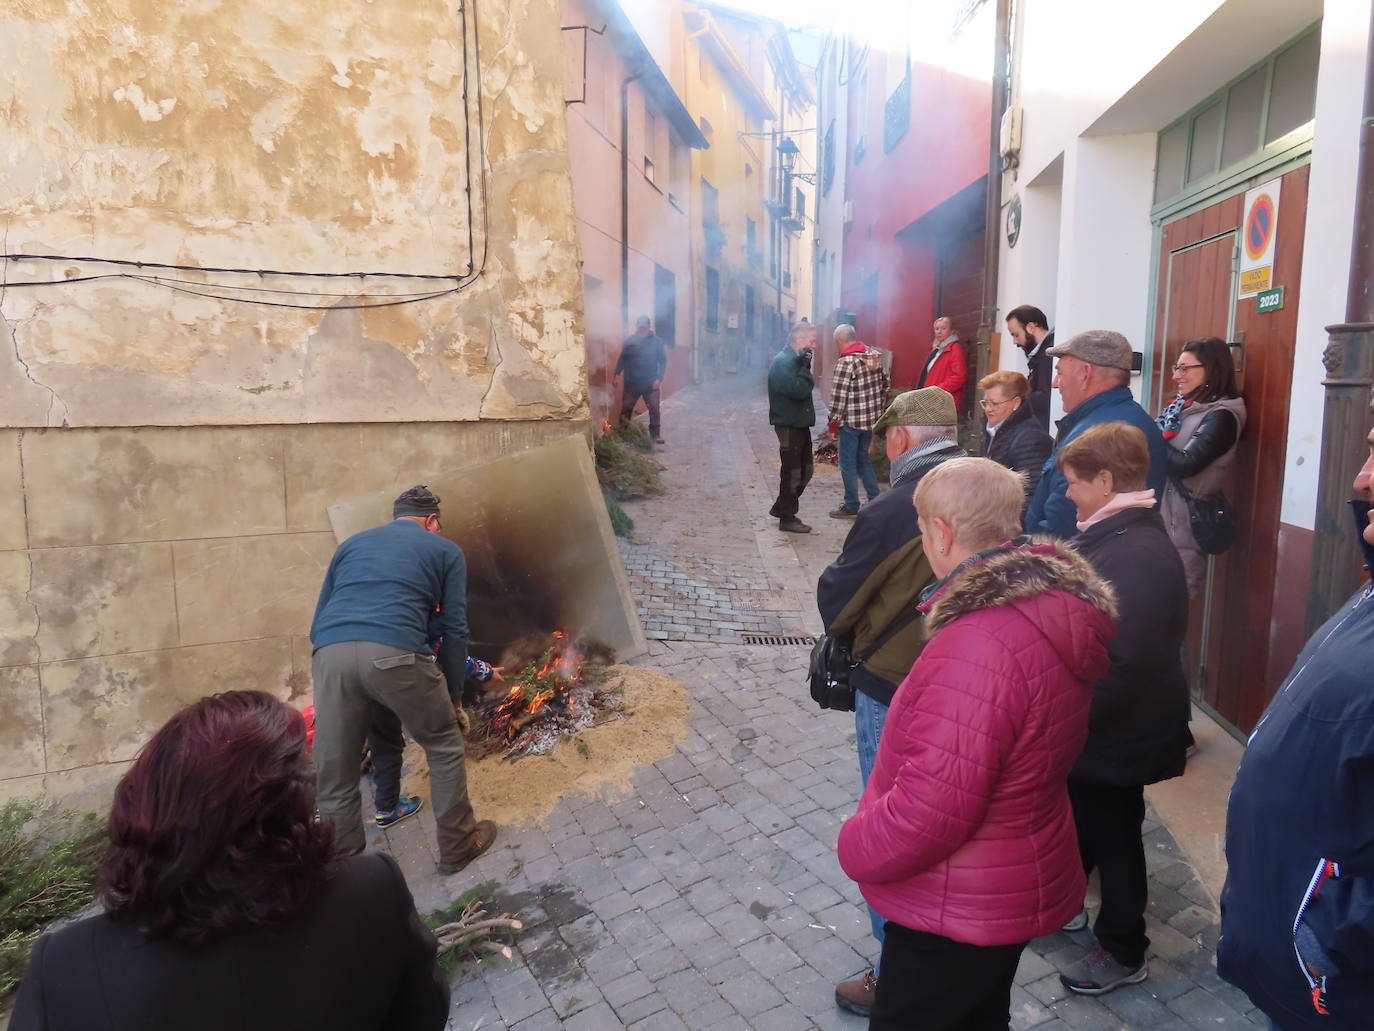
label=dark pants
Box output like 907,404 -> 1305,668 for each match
1069,778 -> 1150,968
773,426 -> 813,518
313,641 -> 479,864
368,705 -> 406,813
620,381 -> 661,437
872,922 -> 1027,1030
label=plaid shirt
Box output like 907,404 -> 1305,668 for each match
828,352 -> 889,431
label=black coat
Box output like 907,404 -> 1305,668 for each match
10,854 -> 448,1031
1071,507 -> 1191,786
1026,330 -> 1054,431
982,400 -> 1053,498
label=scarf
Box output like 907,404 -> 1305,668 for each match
890,435 -> 960,484
1076,489 -> 1157,533
1157,393 -> 1190,438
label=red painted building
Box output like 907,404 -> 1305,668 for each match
816,8 -> 994,398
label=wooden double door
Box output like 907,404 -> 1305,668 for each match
1149,164 -> 1309,734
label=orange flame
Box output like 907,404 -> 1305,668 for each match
487,629 -> 586,739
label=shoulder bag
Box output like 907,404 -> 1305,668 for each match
1175,480 -> 1238,555
808,609 -> 922,712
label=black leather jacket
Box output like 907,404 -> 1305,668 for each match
1167,408 -> 1239,480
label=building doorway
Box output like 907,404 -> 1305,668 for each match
1148,163 -> 1309,733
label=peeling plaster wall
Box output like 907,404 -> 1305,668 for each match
0,0 -> 595,805
0,0 -> 589,427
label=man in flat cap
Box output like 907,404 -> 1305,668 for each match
817,387 -> 965,1018
1024,330 -> 1170,537
311,485 -> 497,876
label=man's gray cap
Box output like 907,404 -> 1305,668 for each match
1046,330 -> 1134,372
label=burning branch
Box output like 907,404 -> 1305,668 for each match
467,632 -> 619,760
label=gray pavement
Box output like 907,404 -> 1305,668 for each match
433,369 -> 1265,1030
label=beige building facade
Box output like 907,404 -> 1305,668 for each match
0,0 -> 590,804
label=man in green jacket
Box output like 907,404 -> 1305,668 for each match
768,322 -> 818,533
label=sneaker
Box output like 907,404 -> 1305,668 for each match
834,969 -> 878,1017
438,820 -> 499,875
779,517 -> 812,534
829,507 -> 859,520
375,795 -> 423,830
1059,944 -> 1147,995
768,503 -> 784,518
1062,908 -> 1089,932
653,436 -> 665,444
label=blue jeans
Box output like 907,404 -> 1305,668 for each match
855,689 -> 890,973
838,426 -> 880,512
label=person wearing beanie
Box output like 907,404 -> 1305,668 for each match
817,387 -> 965,1017
311,485 -> 498,876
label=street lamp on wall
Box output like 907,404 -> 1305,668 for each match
777,136 -> 800,172
776,135 -> 815,185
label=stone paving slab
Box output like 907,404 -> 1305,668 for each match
427,372 -> 1265,1029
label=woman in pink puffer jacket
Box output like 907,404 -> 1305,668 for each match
838,457 -> 1117,1030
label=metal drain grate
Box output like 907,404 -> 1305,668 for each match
741,634 -> 816,646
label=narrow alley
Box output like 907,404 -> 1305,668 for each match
437,370 -> 1268,1031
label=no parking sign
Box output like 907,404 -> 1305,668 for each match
1238,178 -> 1281,298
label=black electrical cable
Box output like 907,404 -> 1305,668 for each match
0,250 -> 468,282
0,0 -> 491,310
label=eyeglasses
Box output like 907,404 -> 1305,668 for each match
978,398 -> 1013,409
1172,362 -> 1205,374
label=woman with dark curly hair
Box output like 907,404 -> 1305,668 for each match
10,690 -> 448,1031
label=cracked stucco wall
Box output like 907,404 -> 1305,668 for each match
0,0 -> 588,427
0,0 -> 593,805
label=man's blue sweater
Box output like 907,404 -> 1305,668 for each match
1024,385 -> 1170,537
310,520 -> 470,699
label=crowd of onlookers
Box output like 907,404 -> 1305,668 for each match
782,312 -> 1373,1031
9,312 -> 1372,1031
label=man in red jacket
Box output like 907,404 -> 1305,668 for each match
916,317 -> 967,401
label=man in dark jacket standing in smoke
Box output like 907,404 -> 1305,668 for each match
768,321 -> 818,533
616,315 -> 669,444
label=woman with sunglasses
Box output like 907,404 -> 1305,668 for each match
1155,337 -> 1246,595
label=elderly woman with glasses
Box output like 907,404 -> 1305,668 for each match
1156,337 -> 1246,595
978,370 -> 1053,500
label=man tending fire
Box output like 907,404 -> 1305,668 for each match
310,485 -> 498,876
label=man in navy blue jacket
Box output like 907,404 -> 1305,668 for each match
311,486 -> 497,875
1024,330 -> 1169,537
1218,425 -> 1374,1029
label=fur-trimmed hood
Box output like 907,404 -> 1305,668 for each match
921,537 -> 1118,680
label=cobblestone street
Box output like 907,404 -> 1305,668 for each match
438,370 -> 1267,1030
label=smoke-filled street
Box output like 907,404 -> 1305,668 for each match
433,371 -> 1266,1030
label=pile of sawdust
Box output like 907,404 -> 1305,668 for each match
401,664 -> 688,827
